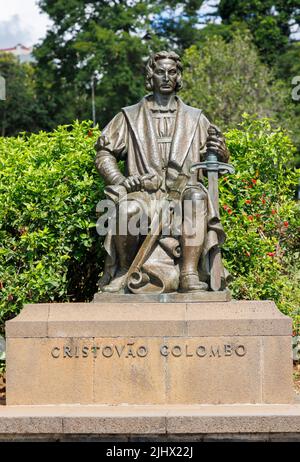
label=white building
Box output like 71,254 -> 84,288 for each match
0,43 -> 34,63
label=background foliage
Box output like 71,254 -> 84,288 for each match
0,53 -> 47,137
0,119 -> 299,334
1,1 -> 299,159
217,0 -> 300,66
181,33 -> 292,129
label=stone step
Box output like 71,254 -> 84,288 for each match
1,402 -> 300,436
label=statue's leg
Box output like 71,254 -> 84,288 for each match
179,187 -> 208,292
102,199 -> 142,293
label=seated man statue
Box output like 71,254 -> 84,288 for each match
95,50 -> 230,294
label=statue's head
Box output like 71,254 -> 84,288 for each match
145,51 -> 183,94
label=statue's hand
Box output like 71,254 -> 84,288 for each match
206,124 -> 229,162
120,173 -> 162,193
121,175 -> 141,192
140,173 -> 162,192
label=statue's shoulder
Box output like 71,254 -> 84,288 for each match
178,98 -> 203,118
122,97 -> 146,116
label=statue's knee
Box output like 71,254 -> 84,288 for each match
119,200 -> 141,219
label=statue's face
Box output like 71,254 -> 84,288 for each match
152,59 -> 178,94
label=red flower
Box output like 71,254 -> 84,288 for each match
271,209 -> 276,215
227,208 -> 232,214
283,221 -> 289,227
87,129 -> 93,137
248,215 -> 253,221
267,252 -> 275,257
245,200 -> 251,204
223,204 -> 229,210
251,179 -> 257,184
245,251 -> 251,257
261,199 -> 266,204
18,227 -> 27,235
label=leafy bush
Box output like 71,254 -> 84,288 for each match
0,118 -> 299,335
219,116 -> 300,330
0,121 -> 104,335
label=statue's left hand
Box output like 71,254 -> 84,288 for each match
206,124 -> 229,162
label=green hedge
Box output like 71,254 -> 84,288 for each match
0,117 -> 299,334
0,121 -> 104,334
220,116 -> 299,329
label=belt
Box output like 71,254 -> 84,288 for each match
157,137 -> 172,143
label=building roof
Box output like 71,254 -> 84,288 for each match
0,44 -> 32,53
0,44 -> 34,63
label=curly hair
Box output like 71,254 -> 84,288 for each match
145,51 -> 183,92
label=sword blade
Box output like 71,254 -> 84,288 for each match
207,170 -> 222,291
207,170 -> 220,218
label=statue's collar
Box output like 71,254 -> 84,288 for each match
146,94 -> 177,112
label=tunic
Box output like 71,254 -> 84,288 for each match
148,95 -> 177,169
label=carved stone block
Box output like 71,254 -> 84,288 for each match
5,300 -> 293,405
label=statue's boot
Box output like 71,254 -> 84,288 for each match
102,268 -> 128,293
179,188 -> 208,293
179,271 -> 208,292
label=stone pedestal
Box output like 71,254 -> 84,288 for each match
5,300 -> 293,406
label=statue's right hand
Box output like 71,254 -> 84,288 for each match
121,175 -> 141,192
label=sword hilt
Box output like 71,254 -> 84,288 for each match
190,161 -> 235,176
191,125 -> 235,176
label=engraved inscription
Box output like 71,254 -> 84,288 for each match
51,342 -> 247,359
51,341 -> 149,359
159,344 -> 246,358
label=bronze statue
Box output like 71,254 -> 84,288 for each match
95,51 -> 233,295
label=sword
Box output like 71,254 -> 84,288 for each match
126,173 -> 188,293
190,126 -> 235,291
